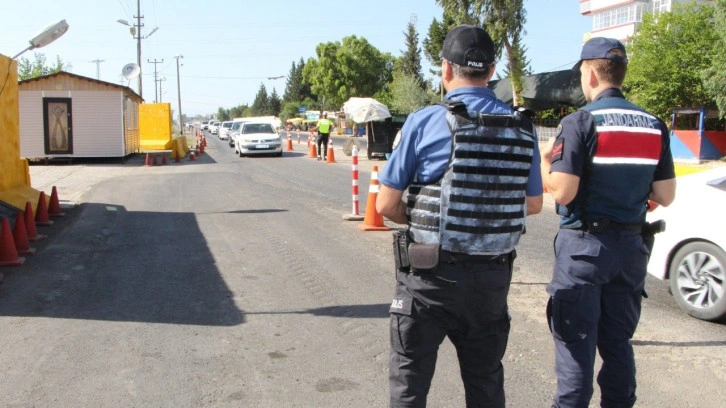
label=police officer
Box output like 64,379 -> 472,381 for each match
314,112 -> 333,161
540,37 -> 676,408
377,24 -> 543,408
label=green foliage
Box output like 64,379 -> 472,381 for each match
400,22 -> 425,89
283,58 -> 313,103
17,53 -> 66,80
216,107 -> 231,121
268,88 -> 282,115
625,2 -> 717,120
389,70 -> 432,114
229,104 -> 251,119
251,83 -> 270,115
279,101 -> 302,123
422,14 -> 455,76
701,0 -> 726,119
433,0 -> 527,105
302,35 -> 394,109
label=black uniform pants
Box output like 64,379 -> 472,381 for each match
317,132 -> 330,158
389,251 -> 515,408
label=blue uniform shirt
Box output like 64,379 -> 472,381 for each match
551,88 -> 675,227
379,86 -> 543,196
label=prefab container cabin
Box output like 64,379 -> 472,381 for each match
18,71 -> 143,160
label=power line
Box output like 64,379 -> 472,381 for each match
147,58 -> 164,102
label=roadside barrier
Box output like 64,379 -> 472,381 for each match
35,192 -> 53,227
13,211 -> 35,256
326,137 -> 336,163
48,186 -> 64,217
357,166 -> 389,231
24,202 -> 46,242
0,217 -> 25,267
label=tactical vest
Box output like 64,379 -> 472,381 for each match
407,102 -> 536,255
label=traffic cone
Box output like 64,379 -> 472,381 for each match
0,218 -> 25,267
326,137 -> 337,163
145,153 -> 151,166
24,202 -> 46,242
199,141 -> 205,154
309,142 -> 317,159
358,166 -> 389,231
35,192 -> 54,227
286,135 -> 294,151
48,186 -> 65,217
12,211 -> 35,256
189,151 -> 196,161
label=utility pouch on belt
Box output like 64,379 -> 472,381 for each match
642,219 -> 666,255
392,230 -> 410,272
408,243 -> 439,270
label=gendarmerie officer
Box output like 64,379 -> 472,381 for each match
540,37 -> 676,408
377,24 -> 543,408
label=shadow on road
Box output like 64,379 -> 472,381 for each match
244,303 -> 390,319
0,202 -> 243,326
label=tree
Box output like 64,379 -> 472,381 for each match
389,70 -> 432,114
268,88 -> 282,115
216,107 -> 230,121
302,35 -> 394,110
434,0 -> 528,105
626,2 -> 717,121
701,0 -> 726,119
251,83 -> 269,116
17,53 -> 67,80
400,21 -> 425,89
283,58 -> 313,103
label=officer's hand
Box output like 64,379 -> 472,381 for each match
541,136 -> 556,163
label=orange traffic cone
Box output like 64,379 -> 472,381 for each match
189,151 -> 196,161
0,218 -> 25,267
358,166 -> 389,231
35,192 -> 54,227
145,153 -> 151,166
12,211 -> 35,256
309,142 -> 318,159
48,186 -> 65,217
286,135 -> 294,151
326,137 -> 337,163
24,202 -> 46,242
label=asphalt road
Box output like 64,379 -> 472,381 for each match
0,131 -> 724,407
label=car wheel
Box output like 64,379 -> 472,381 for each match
669,241 -> 726,321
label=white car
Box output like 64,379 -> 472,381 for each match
234,122 -> 282,157
647,167 -> 726,321
219,121 -> 233,140
209,120 -> 220,135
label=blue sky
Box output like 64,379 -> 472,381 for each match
2,0 -> 592,116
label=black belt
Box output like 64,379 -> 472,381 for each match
441,249 -> 515,265
568,220 -> 642,234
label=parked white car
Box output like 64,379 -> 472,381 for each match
647,167 -> 726,322
234,122 -> 282,157
219,121 -> 233,140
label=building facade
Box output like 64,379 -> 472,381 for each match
580,0 -> 709,41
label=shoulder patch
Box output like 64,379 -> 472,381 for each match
551,137 -> 564,163
555,124 -> 563,137
392,130 -> 402,150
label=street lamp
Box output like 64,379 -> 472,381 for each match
12,19 -> 69,59
117,1 -> 159,100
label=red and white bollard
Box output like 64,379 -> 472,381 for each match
343,146 -> 364,221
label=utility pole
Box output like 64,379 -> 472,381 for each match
135,0 -> 143,99
158,77 -> 166,102
89,59 -> 105,79
147,58 -> 164,102
174,55 -> 184,134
